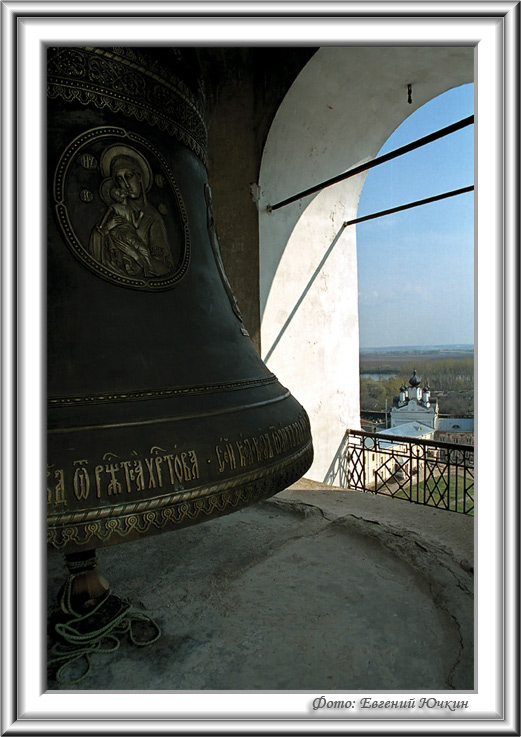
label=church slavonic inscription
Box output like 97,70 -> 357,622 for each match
47,447 -> 200,509
215,414 -> 309,474
73,460 -> 90,500
47,465 -> 67,506
47,415 -> 310,510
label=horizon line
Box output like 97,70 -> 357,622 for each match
360,343 -> 474,351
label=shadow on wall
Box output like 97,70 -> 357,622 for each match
323,430 -> 351,487
262,224 -> 347,364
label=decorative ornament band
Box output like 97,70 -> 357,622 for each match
47,47 -> 208,166
48,374 -> 278,408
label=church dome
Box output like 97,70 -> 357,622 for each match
409,369 -> 421,387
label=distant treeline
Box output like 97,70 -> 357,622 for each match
361,358 -> 474,390
360,358 -> 474,415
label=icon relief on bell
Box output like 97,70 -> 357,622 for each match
79,152 -> 98,169
54,128 -> 191,290
80,189 -> 94,203
90,146 -> 173,279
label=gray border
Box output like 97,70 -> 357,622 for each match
1,2 -> 519,735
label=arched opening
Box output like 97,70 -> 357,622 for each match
258,47 -> 473,482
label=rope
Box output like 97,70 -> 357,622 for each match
48,572 -> 161,686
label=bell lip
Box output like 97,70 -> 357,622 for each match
47,441 -> 314,553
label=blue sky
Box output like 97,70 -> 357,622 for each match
356,83 -> 474,349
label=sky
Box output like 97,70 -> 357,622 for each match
356,83 -> 474,350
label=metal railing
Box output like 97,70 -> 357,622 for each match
325,429 -> 474,514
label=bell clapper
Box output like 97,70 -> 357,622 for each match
61,549 -> 110,614
48,549 -> 161,686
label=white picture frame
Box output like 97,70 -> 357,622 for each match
1,2 -> 518,734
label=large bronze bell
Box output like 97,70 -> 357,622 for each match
46,47 -> 313,564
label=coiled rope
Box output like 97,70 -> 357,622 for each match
48,556 -> 161,686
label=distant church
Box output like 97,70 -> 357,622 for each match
362,369 -> 473,489
387,369 -> 474,445
390,369 -> 438,430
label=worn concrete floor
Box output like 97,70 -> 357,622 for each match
47,482 -> 474,691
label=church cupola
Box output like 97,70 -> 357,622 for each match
409,369 -> 421,387
408,369 -> 422,400
422,384 -> 431,407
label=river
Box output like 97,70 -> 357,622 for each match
360,372 -> 398,381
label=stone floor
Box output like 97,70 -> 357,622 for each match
47,481 -> 474,691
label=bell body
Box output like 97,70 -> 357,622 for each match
46,47 -> 313,552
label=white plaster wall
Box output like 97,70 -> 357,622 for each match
259,46 -> 473,483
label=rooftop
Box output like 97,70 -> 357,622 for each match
379,421 -> 434,438
437,418 -> 475,432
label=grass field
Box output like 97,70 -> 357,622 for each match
390,474 -> 474,515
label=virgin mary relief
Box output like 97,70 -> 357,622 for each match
90,146 -> 173,279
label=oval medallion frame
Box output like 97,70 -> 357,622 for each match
54,127 -> 190,291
